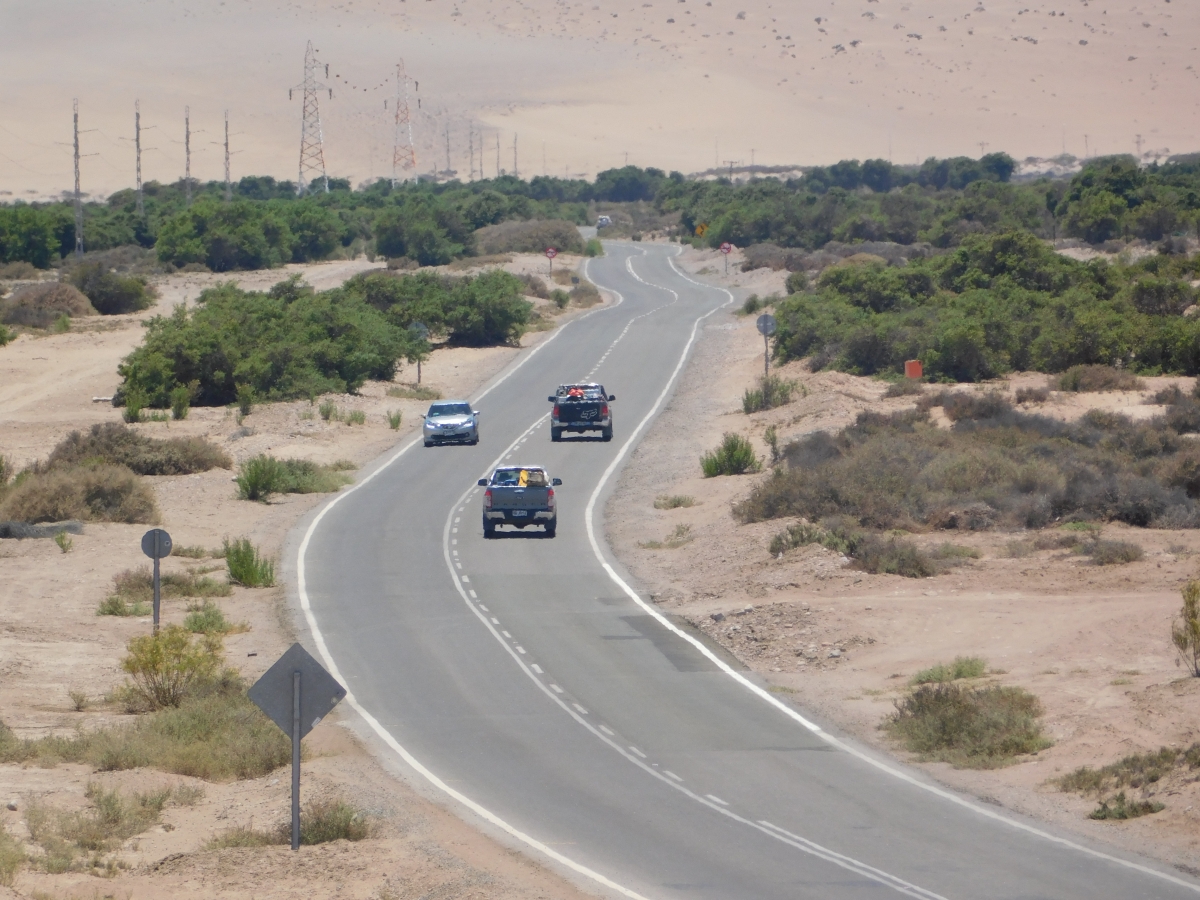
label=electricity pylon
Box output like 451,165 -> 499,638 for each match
391,60 -> 417,186
135,101 -> 144,217
291,41 -> 331,195
73,99 -> 83,257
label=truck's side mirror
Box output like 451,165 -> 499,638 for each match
608,394 -> 616,401
477,478 -> 488,487
547,396 -> 556,403
473,410 -> 480,417
552,477 -> 562,486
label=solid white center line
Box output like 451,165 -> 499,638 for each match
531,664 -> 543,674
706,795 -> 728,806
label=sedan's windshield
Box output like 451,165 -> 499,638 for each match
427,402 -> 472,418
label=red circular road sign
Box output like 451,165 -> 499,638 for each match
545,247 -> 558,259
720,242 -> 732,254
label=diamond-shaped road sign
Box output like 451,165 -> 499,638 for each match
248,643 -> 346,740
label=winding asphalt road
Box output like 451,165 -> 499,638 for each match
290,243 -> 1199,900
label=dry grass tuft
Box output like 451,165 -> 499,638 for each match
0,282 -> 95,328
0,464 -> 158,525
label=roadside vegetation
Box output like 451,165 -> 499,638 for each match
207,797 -> 373,849
98,565 -> 230,618
701,433 -> 762,477
235,455 -> 355,502
1056,743 -> 1200,821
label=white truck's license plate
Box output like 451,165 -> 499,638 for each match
511,510 -> 528,517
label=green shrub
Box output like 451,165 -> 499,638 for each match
1058,365 -> 1144,393
344,409 -> 366,426
885,683 -> 1052,768
97,594 -> 150,617
236,383 -> 254,416
319,400 -> 338,421
883,379 -> 925,398
853,535 -> 937,577
290,798 -> 373,845
911,656 -> 988,685
551,288 -> 570,309
1173,580 -> 1200,677
0,324 -> 12,347
1089,792 -> 1164,820
742,374 -> 799,413
224,538 -> 275,587
45,423 -> 229,475
120,625 -> 223,710
701,433 -> 762,477
68,262 -> 155,314
387,409 -> 402,430
169,383 -> 192,420
236,455 -> 354,501
584,238 -> 604,257
741,294 -> 763,316
0,464 -> 158,525
569,281 -> 602,307
52,313 -> 70,333
386,383 -> 441,401
0,824 -> 23,886
184,599 -> 241,635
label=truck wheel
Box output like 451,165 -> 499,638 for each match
470,434 -> 479,445
424,440 -> 433,447
601,426 -> 613,442
483,521 -> 495,538
551,428 -> 563,442
545,521 -> 557,538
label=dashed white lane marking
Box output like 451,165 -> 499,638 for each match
516,646 -> 526,655
531,664 -> 543,674
454,517 -> 460,524
665,771 -> 683,782
572,703 -> 588,715
451,527 -> 458,534
550,684 -> 564,694
490,617 -> 500,625
461,575 -> 470,583
599,725 -> 615,736
629,746 -> 647,759
502,631 -> 512,638
451,539 -> 457,545
298,251 -> 650,900
455,562 -> 462,569
478,604 -> 488,612
705,794 -> 728,807
469,590 -> 477,599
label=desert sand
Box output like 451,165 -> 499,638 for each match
2,0 -> 1197,198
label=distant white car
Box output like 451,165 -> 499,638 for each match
596,215 -> 612,228
423,401 -> 479,447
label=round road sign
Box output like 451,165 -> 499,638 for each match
545,247 -> 558,259
720,242 -> 733,255
756,313 -> 777,337
409,322 -> 430,341
141,528 -> 173,560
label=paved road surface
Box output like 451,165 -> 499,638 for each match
292,243 -> 1199,899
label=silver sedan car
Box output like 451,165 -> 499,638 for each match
422,400 -> 480,447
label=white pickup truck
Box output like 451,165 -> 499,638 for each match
477,466 -> 563,538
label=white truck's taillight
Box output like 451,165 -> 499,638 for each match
483,489 -> 492,510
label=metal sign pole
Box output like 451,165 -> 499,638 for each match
292,670 -> 301,851
141,528 -> 171,634
152,553 -> 161,634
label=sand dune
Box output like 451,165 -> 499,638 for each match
1,0 -> 1196,197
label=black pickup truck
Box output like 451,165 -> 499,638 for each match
548,383 -> 615,441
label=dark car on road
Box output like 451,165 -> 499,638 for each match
549,383 -> 614,442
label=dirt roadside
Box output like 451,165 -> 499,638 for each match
0,255 -> 601,900
605,245 -> 1200,873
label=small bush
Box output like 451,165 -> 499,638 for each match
290,798 -> 374,845
551,288 -> 570,309
1015,386 -> 1050,404
54,529 -> 73,553
184,600 -> 245,635
386,383 -> 442,401
654,495 -> 696,509
236,455 -> 354,501
1085,539 -> 1143,565
0,324 -> 12,347
639,523 -> 694,550
885,683 -> 1052,768
0,826 -> 24,886
1089,792 -> 1164,820
121,626 -> 224,710
585,238 -> 604,257
0,282 -> 95,328
52,313 -> 71,333
474,219 -> 585,255
318,400 -> 338,421
69,262 -> 155,315
97,595 -> 150,617
236,384 -> 254,417
344,409 -> 366,426
171,544 -> 214,559
1058,365 -> 1144,393
911,656 -> 988,686
206,824 -> 279,849
224,538 -> 275,587
1173,580 -> 1200,677
928,543 -> 980,563
883,379 -> 925,398
170,384 -> 192,420
741,295 -> 763,316
853,535 -> 937,577
0,464 -> 158,525
701,433 -> 762,477
569,282 -> 602,307
742,374 -> 799,413
387,409 -> 402,430
45,423 -> 230,475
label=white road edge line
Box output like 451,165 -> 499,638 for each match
581,251 -> 1200,893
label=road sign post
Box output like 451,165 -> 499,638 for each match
140,528 -> 172,633
248,643 -> 347,851
756,312 -> 777,402
409,322 -> 430,384
720,242 -> 732,275
545,246 -> 557,275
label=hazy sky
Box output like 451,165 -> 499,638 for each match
3,0 -> 1197,197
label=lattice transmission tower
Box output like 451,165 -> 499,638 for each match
291,41 -> 331,195
73,99 -> 83,257
391,60 -> 418,186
